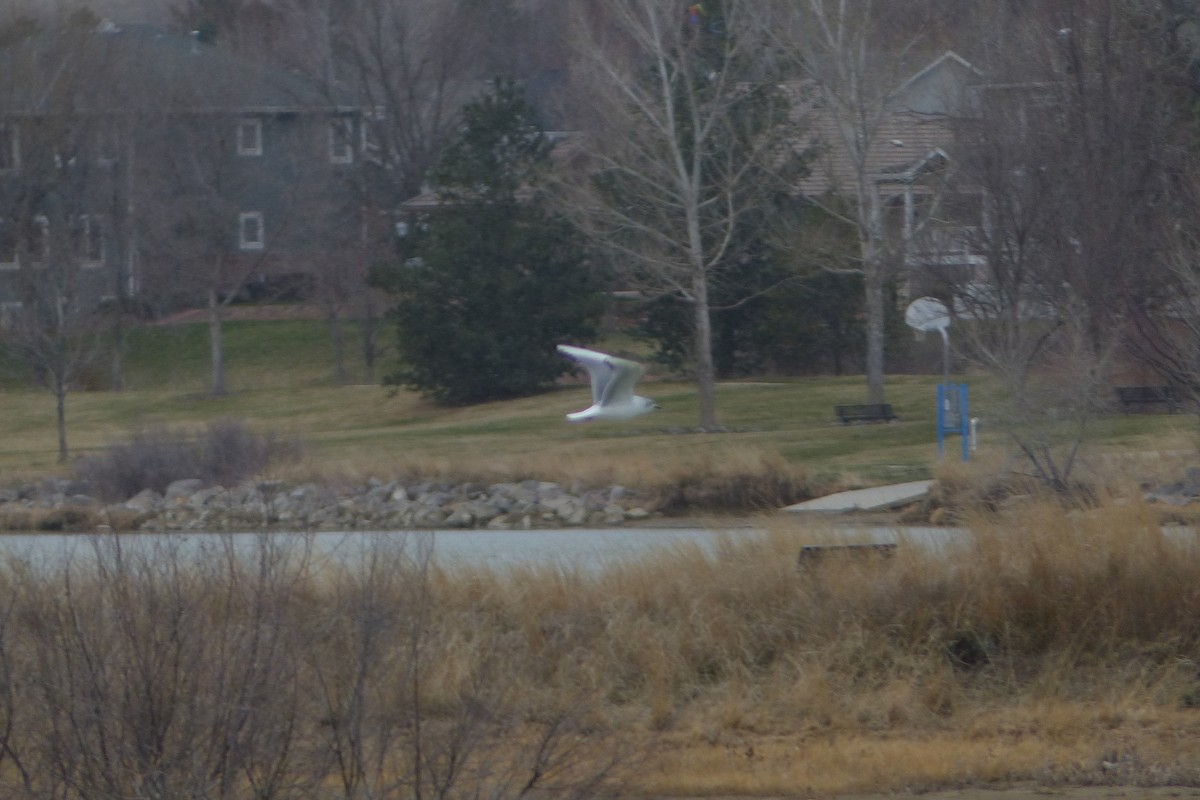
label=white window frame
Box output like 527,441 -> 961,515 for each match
31,215 -> 49,265
0,219 -> 16,269
237,117 -> 262,156
76,215 -> 104,266
0,125 -> 18,172
94,125 -> 121,167
0,302 -> 23,329
329,117 -> 354,164
239,211 -> 265,250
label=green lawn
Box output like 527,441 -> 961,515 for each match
0,315 -> 1194,485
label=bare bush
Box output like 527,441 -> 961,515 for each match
14,536 -> 311,799
650,452 -> 811,514
73,419 -> 303,501
199,419 -> 303,488
0,534 -> 626,799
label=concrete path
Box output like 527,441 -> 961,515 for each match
783,479 -> 934,514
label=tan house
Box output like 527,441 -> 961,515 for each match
797,50 -> 986,295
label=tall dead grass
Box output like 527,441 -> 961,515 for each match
438,496 -> 1200,790
0,495 -> 1197,795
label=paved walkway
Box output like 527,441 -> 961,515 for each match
783,479 -> 934,514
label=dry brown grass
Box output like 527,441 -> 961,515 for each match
271,445 -> 814,514
364,490 -> 1200,796
641,703 -> 1200,796
0,504 -> 146,532
0,488 -> 1198,796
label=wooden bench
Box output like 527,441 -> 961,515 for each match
1114,386 -> 1179,413
797,543 -> 898,568
835,403 -> 897,424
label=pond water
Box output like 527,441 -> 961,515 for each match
0,524 -> 1192,573
0,524 -> 968,573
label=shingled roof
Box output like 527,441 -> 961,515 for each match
796,51 -> 981,197
0,21 -> 357,116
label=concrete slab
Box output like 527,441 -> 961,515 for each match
783,479 -> 935,514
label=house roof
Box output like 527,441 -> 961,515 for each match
796,110 -> 958,196
893,51 -> 983,115
0,21 -> 358,116
796,51 -> 980,197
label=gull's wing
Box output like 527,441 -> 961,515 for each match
598,356 -> 643,407
557,345 -> 645,406
557,345 -> 615,403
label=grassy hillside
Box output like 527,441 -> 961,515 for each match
0,315 -> 1193,490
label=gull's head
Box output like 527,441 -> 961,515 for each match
636,396 -> 661,413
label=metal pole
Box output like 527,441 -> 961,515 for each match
960,384 -> 969,462
936,384 -> 945,460
939,326 -> 950,395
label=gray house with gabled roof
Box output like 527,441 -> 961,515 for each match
797,50 -> 985,285
0,18 -> 370,316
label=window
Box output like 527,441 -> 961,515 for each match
94,125 -> 121,166
0,125 -> 17,172
30,215 -> 49,264
329,117 -> 354,164
0,302 -> 22,329
239,211 -> 264,250
74,215 -> 104,265
0,219 -> 16,268
362,116 -> 382,162
237,118 -> 262,156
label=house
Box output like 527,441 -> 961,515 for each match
797,51 -> 986,295
0,19 -> 369,316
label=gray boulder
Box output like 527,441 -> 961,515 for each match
165,478 -> 205,503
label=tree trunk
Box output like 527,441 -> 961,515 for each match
327,305 -> 347,384
862,195 -> 887,406
55,375 -> 68,463
864,266 -> 886,405
208,289 -> 226,396
692,271 -> 718,430
361,300 -> 378,384
109,312 -> 126,391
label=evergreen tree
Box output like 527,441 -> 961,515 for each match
373,79 -> 603,405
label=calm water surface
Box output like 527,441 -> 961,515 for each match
0,524 -> 1192,573
0,524 -> 969,573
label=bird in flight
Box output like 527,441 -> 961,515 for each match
556,345 -> 660,422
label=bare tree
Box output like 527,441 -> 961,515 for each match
1108,3 -> 1200,410
0,568 -> 30,795
766,0 -> 955,405
0,14 -> 128,461
567,0 -> 800,429
944,0 -> 1179,489
342,0 -> 493,200
308,534 -> 624,800
0,236 -> 109,463
314,0 -> 495,387
1127,186 -> 1200,409
174,0 -> 493,386
130,27 -> 366,397
20,535 -> 312,799
136,111 -> 278,396
281,129 -> 390,385
0,529 -> 628,799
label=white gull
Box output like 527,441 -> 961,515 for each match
556,345 -> 660,422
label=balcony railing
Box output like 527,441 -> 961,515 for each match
906,225 -> 983,267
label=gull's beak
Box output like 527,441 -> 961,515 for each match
653,403 -> 662,410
